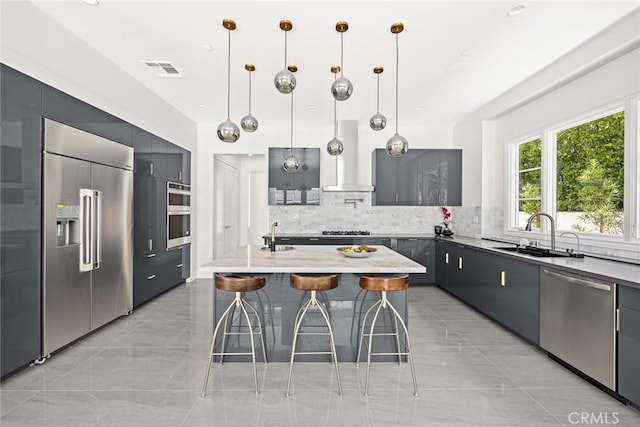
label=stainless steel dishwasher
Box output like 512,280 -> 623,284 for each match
540,267 -> 617,390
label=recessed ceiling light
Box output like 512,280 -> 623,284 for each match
507,4 -> 526,17
202,44 -> 213,51
198,104 -> 206,108
416,106 -> 423,111
460,50 -> 472,58
308,104 -> 316,109
82,0 -> 99,6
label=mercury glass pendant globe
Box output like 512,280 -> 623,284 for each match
331,77 -> 353,101
274,69 -> 296,94
386,133 -> 409,157
283,153 -> 300,173
326,138 -> 344,156
241,114 -> 258,132
217,119 -> 240,143
369,113 -> 387,131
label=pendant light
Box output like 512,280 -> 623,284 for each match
240,64 -> 258,132
385,22 -> 408,157
369,66 -> 387,131
283,65 -> 300,173
326,65 -> 344,156
331,21 -> 353,101
217,18 -> 240,143
274,20 -> 296,94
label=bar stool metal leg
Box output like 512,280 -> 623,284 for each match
202,291 -> 266,397
286,290 -> 343,397
358,290 -> 418,397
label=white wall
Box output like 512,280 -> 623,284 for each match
453,9 -> 640,259
454,9 -> 640,215
1,0 -> 199,276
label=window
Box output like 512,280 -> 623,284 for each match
516,138 -> 542,229
508,100 -> 637,245
555,111 -> 624,235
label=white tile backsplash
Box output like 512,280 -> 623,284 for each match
269,192 -> 481,236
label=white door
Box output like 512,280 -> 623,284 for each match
214,158 -> 239,258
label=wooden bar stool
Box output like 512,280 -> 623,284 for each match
286,273 -> 343,397
202,274 -> 267,397
356,274 -> 418,396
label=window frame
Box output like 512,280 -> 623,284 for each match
505,95 -> 639,250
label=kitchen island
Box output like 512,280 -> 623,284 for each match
201,244 -> 426,362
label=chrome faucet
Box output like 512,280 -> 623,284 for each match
269,221 -> 279,252
525,212 -> 556,250
560,231 -> 580,256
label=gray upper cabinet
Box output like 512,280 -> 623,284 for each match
618,285 -> 640,405
373,148 -> 462,206
132,126 -> 153,176
41,84 -> 132,146
167,142 -> 190,184
268,147 -> 320,205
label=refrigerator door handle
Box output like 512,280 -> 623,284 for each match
80,189 -> 94,272
93,190 -> 103,270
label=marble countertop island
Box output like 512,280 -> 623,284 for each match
201,244 -> 426,274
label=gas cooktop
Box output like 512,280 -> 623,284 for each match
321,230 -> 372,235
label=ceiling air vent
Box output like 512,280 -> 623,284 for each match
142,60 -> 184,78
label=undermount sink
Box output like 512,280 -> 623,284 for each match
259,245 -> 295,252
492,245 -> 578,258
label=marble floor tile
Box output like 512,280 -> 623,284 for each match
1,281 -> 638,427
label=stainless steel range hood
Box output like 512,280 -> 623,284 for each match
322,120 -> 374,192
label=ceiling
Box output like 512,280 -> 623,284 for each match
27,0 -> 639,127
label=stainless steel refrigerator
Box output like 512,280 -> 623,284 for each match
42,119 -> 133,355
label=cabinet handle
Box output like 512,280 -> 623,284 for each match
410,249 -> 414,258
395,194 -> 398,204
500,271 -> 506,287
177,263 -> 183,268
458,257 -> 463,270
281,238 -> 290,241
445,253 -> 449,264
179,171 -> 182,181
309,238 -> 319,241
147,274 -> 156,280
148,239 -> 153,252
616,309 -> 620,332
146,253 -> 156,258
408,238 -> 418,241
150,162 -> 154,176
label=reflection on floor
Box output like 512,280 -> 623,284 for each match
1,280 -> 638,426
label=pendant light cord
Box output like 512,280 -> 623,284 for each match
248,70 -> 252,115
333,73 -> 338,138
340,33 -> 344,77
394,33 -> 399,134
376,73 -> 381,113
290,92 -> 294,152
284,31 -> 288,68
226,29 -> 231,120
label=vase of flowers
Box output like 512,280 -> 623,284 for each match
441,206 -> 454,236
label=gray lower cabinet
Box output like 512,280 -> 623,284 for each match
1,268 -> 40,376
475,252 -> 539,344
372,148 -> 462,206
397,238 -> 435,283
436,240 -> 478,300
436,241 -> 539,345
618,285 -> 640,405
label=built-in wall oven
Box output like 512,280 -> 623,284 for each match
167,182 -> 191,249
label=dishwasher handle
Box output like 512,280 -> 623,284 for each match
542,269 -> 611,292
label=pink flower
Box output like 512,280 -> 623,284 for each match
440,206 -> 451,220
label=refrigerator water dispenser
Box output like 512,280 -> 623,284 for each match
55,204 -> 80,247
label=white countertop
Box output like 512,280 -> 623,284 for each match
201,244 -> 427,274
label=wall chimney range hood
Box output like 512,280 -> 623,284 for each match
322,120 -> 374,192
